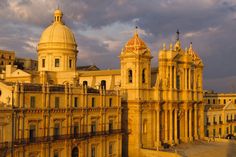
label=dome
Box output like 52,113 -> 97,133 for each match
38,9 -> 77,48
123,31 -> 148,52
39,23 -> 76,44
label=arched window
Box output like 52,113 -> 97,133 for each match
83,81 -> 88,86
128,69 -> 133,83
176,75 -> 180,90
101,80 -> 106,90
42,59 -> 45,68
72,147 -> 79,157
142,69 -> 146,83
69,59 -> 72,68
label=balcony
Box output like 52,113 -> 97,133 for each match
213,121 -> 217,125
227,120 -> 233,123
0,129 -> 123,149
219,121 -> 223,124
207,122 -> 211,126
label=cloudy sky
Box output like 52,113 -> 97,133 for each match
0,0 -> 236,92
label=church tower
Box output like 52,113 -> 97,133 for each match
120,28 -> 153,157
120,28 -> 152,100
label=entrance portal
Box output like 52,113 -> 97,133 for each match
72,147 -> 79,157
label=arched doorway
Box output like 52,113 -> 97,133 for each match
72,147 -> 79,157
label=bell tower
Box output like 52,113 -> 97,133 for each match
120,27 -> 152,100
120,28 -> 153,157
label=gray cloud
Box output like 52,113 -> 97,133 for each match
0,0 -> 235,92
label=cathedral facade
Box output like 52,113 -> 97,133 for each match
0,9 -> 205,157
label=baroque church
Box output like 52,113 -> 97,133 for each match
0,9 -> 205,157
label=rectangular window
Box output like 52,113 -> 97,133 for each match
224,99 -> 226,104
205,129 -> 209,137
219,128 -> 222,135
213,116 -> 217,124
74,122 -> 79,136
109,119 -> 113,132
109,142 -> 113,155
219,116 -> 222,124
91,145 -> 96,157
54,123 -> 60,138
92,97 -> 95,107
55,58 -> 60,67
69,59 -> 72,68
42,59 -> 45,68
234,126 -> 236,133
91,121 -> 96,134
109,98 -> 112,107
213,129 -> 216,137
55,97 -> 60,108
30,96 -> 36,108
54,151 -> 59,157
29,124 -> 36,142
74,97 -> 78,107
176,75 -> 180,90
226,127 -> 229,134
235,99 -> 236,104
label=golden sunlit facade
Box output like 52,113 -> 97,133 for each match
204,91 -> 236,139
0,9 -> 210,157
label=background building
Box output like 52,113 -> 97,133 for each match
204,91 -> 236,138
0,50 -> 15,73
14,57 -> 38,71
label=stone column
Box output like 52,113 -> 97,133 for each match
194,104 -> 198,139
170,66 -> 173,89
156,108 -> 160,147
19,116 -> 23,139
185,108 -> 188,142
174,109 -> 178,144
189,108 -> 193,141
169,108 -> 173,144
199,105 -> 205,139
174,67 -> 176,89
184,69 -> 187,90
164,107 -> 168,142
19,83 -> 24,108
188,69 -> 191,90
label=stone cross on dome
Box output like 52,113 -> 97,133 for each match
134,26 -> 139,36
176,29 -> 180,41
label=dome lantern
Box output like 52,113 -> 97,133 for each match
54,9 -> 63,23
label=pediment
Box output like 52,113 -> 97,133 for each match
223,102 -> 236,110
11,69 -> 31,77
